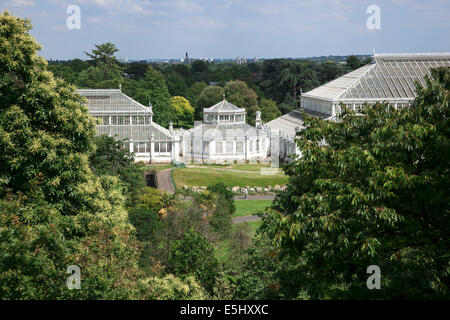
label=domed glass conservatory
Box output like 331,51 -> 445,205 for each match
180,98 -> 271,163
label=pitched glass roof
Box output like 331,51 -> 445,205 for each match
302,53 -> 450,102
77,89 -> 153,114
203,99 -> 246,114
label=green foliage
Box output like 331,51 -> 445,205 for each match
128,207 -> 162,243
167,228 -> 220,294
191,60 -> 209,74
0,188 -> 143,299
207,182 -> 236,215
224,80 -> 259,125
234,232 -> 279,299
0,12 -> 117,218
262,67 -> 450,299
0,13 -> 144,299
345,55 -> 361,70
89,135 -> 145,206
170,96 -> 194,124
76,63 -> 123,89
84,42 -> 119,65
135,187 -> 168,213
165,72 -> 188,97
141,274 -> 208,300
195,85 -> 224,119
259,98 -> 281,123
143,66 -> 176,127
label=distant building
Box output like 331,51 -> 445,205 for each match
185,52 -> 190,64
301,53 -> 450,118
77,89 -> 179,163
266,52 -> 450,161
236,57 -> 247,64
179,97 -> 271,163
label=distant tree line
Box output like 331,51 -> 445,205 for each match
48,42 -> 371,127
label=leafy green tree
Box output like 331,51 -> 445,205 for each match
0,12 -> 144,299
191,60 -> 209,73
170,96 -> 194,125
124,62 -> 148,79
141,274 -> 208,299
1,12 -> 111,216
224,80 -> 259,125
259,98 -> 281,123
207,182 -> 236,215
264,67 -> 450,299
89,135 -> 144,206
85,42 -> 119,65
76,62 -> 123,89
234,231 -> 279,299
318,60 -> 343,84
142,66 -> 176,127
346,55 -> 361,70
78,42 -> 124,88
135,186 -> 168,213
188,81 -> 208,114
280,61 -> 318,103
48,64 -> 76,84
167,228 -> 220,294
165,72 -> 188,97
195,85 -> 224,119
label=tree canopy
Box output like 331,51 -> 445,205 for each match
261,67 -> 450,299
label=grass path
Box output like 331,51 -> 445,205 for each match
233,199 -> 273,218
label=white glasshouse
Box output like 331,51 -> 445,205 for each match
78,53 -> 448,164
266,53 -> 450,160
300,53 -> 450,117
77,89 -> 180,163
179,98 -> 271,164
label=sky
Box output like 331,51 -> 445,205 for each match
1,0 -> 450,60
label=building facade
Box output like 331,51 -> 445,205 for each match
77,89 -> 180,163
266,53 -> 450,161
179,98 -> 271,164
300,53 -> 450,118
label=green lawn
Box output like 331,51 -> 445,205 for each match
233,199 -> 273,218
187,162 -> 284,173
173,167 -> 288,188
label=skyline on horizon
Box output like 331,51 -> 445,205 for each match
2,0 -> 450,61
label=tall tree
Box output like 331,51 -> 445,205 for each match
224,80 -> 259,125
170,96 -> 194,125
346,55 -> 361,70
141,66 -> 176,127
85,42 -> 119,65
0,12 -> 144,299
195,86 -> 224,119
259,98 -> 281,123
263,67 -> 450,299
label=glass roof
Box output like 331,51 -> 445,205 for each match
302,53 -> 450,102
77,89 -> 153,114
203,99 -> 246,114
